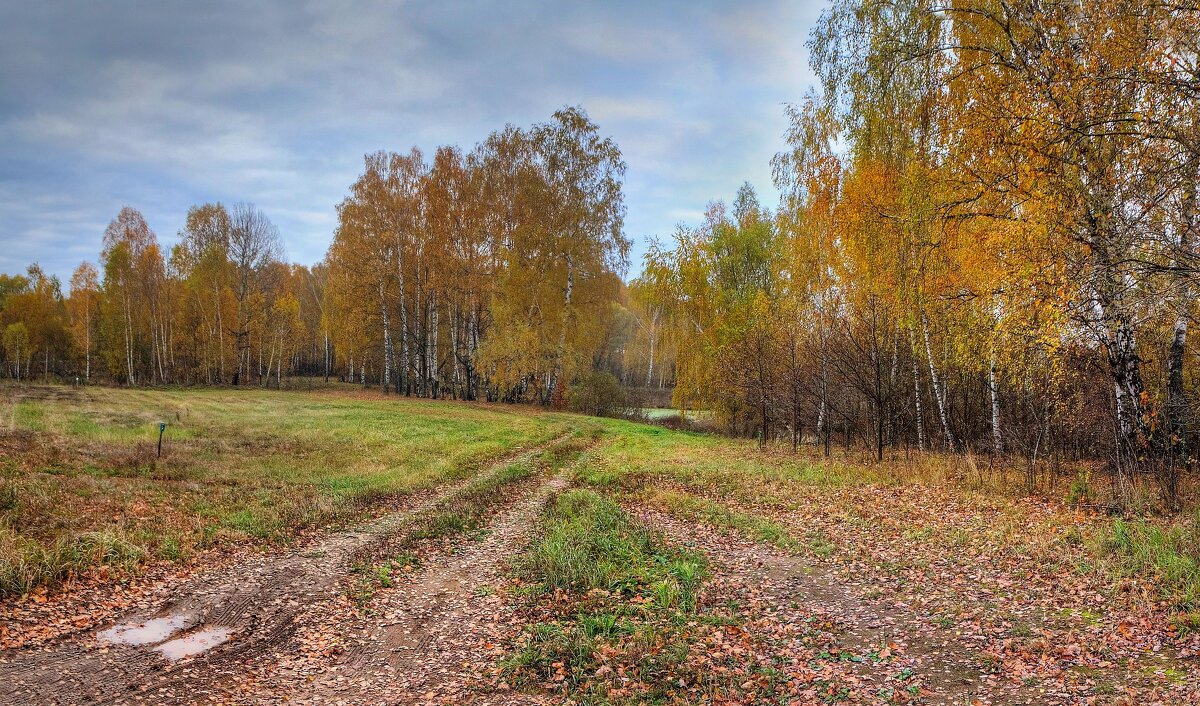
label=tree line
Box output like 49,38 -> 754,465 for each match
0,108 -> 664,405
637,0 -> 1200,507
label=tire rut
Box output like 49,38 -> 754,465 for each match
260,470 -> 570,705
630,504 -> 1045,706
0,435 -> 569,706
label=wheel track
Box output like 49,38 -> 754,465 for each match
0,434 -> 570,706
257,465 -> 574,705
629,503 -> 1047,706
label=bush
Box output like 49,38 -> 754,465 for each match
567,370 -> 638,419
1067,470 -> 1094,506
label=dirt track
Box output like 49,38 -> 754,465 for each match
0,438 -> 564,706
238,472 -> 569,705
629,505 -> 1121,706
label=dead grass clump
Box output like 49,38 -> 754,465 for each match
0,528 -> 145,597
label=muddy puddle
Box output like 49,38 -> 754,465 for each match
97,614 -> 194,646
97,614 -> 230,661
154,627 -> 232,661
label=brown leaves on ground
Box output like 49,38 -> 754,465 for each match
638,475 -> 1200,704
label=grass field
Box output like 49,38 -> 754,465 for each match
501,420 -> 1195,701
1,384 -> 1196,703
0,384 -> 578,596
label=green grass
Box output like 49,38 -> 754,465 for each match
566,415 -> 1200,627
519,489 -> 704,605
0,384 -> 580,597
350,432 -> 593,603
646,488 -> 800,550
577,417 -> 882,495
1102,513 -> 1200,609
503,488 -> 708,701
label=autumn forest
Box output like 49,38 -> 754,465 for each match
5,3 -> 1199,510
4,1 -> 1200,703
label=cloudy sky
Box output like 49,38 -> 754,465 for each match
0,1 -> 822,282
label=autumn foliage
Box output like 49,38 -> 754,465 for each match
2,4 -> 1199,509
637,1 -> 1200,508
0,108 -> 632,408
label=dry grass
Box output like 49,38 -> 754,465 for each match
579,417 -> 1200,612
0,383 -> 579,597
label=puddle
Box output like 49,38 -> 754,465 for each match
154,627 -> 231,661
98,614 -> 193,646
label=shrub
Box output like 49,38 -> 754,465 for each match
567,371 -> 637,419
1067,470 -> 1094,507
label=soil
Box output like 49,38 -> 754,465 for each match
0,438 -> 564,706
233,473 -> 569,705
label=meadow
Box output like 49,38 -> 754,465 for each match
1,385 -> 1196,704
0,384 -> 574,596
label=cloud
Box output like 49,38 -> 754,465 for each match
0,0 -> 824,282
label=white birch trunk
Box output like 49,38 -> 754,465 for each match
921,309 -> 956,451
548,254 -> 574,402
380,284 -> 393,393
989,346 -> 1002,455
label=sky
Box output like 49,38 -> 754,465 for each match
0,0 -> 823,283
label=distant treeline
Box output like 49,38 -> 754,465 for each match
0,108 -> 672,406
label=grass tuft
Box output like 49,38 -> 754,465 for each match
1101,513 -> 1200,609
0,528 -> 145,596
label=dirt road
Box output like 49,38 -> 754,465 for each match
237,473 -> 569,705
0,438 -> 565,706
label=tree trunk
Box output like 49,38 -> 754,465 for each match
1167,170 -> 1195,467
921,308 -> 957,451
989,345 -> 1003,455
398,258 -> 409,395
547,254 -> 574,406
84,299 -> 91,382
123,288 -> 135,386
215,281 -> 225,385
646,308 -> 658,387
380,283 -> 393,394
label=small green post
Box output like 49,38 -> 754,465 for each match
157,421 -> 167,458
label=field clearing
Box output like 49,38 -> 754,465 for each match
560,420 -> 1200,701
0,385 -> 1197,704
0,384 -> 577,597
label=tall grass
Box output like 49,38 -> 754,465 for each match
0,528 -> 144,596
1102,512 -> 1200,609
